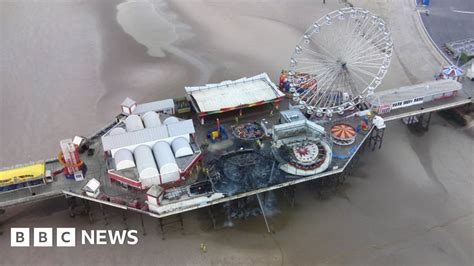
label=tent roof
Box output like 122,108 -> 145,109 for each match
331,124 -> 356,140
102,119 -> 195,151
185,73 -> 284,114
442,65 -> 463,77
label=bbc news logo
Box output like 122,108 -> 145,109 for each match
11,228 -> 138,247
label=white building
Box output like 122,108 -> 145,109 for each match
103,115 -> 199,188
102,118 -> 194,156
368,80 -> 463,114
121,98 -> 137,115
133,98 -> 175,115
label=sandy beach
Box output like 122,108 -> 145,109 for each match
1,0 -> 473,265
0,0 -> 420,167
0,0 -> 443,167
1,0 -> 202,167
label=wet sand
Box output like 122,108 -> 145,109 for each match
1,0 -> 473,265
1,0 -> 441,167
1,0 -> 202,167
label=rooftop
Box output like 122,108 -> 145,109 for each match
185,73 -> 284,114
280,109 -> 307,123
132,99 -> 175,115
368,79 -> 462,106
121,97 -> 136,108
101,119 -> 195,152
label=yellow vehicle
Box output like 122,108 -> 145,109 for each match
0,163 -> 46,192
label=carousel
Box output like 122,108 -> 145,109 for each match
330,123 -> 357,146
271,120 -> 333,176
232,122 -> 265,140
288,140 -> 328,170
441,65 -> 463,81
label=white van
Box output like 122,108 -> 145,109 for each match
466,63 -> 474,81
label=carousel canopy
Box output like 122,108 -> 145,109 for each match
331,124 -> 356,140
442,65 -> 463,77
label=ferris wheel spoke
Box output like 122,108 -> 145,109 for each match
295,81 -> 316,97
310,78 -> 335,107
294,64 -> 336,80
367,33 -> 390,47
339,71 -> 352,97
310,65 -> 340,79
294,66 -> 334,99
300,89 -> 316,102
350,54 -> 387,63
301,66 -> 338,102
322,83 -> 338,108
296,63 -> 337,74
328,72 -> 347,108
349,52 -> 386,65
348,39 -> 380,62
314,66 -> 340,91
314,69 -> 341,108
321,82 -> 340,108
350,55 -> 386,64
340,19 -> 363,59
351,40 -> 388,60
299,50 -> 335,63
345,22 -> 376,56
298,59 -> 337,67
293,64 -> 328,73
313,41 -> 338,61
305,90 -> 321,106
344,71 -> 361,96
346,23 -> 383,59
302,46 -> 335,62
349,63 -> 384,69
348,68 -> 372,87
298,75 -> 322,99
349,44 -> 382,62
331,20 -> 349,51
313,64 -> 337,81
350,65 -> 379,79
348,33 -> 389,61
298,57 -> 334,64
295,61 -> 333,69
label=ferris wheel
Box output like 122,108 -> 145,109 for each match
288,7 -> 393,117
